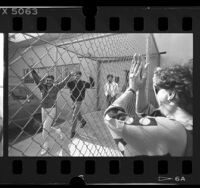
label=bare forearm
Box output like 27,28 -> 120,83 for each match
136,87 -> 148,113
63,75 -> 72,84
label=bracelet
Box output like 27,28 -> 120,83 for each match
127,88 -> 136,95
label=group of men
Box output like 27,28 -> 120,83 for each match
30,67 -> 94,155
30,63 -> 123,156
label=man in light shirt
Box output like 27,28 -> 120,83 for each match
104,74 -> 119,107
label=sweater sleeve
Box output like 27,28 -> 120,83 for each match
31,69 -> 44,90
104,89 -> 136,117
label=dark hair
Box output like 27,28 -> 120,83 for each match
154,63 -> 193,115
46,75 -> 54,80
107,74 -> 113,79
76,71 -> 82,76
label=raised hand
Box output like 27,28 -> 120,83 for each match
128,53 -> 149,92
68,71 -> 77,81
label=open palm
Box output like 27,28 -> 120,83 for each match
129,53 -> 149,92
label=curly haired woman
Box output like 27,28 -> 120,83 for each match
104,54 -> 193,156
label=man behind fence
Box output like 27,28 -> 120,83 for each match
67,71 -> 95,138
31,67 -> 73,155
104,74 -> 119,107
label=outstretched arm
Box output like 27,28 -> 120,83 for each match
30,68 -> 44,90
103,89 -> 136,155
104,89 -> 150,156
104,110 -> 180,156
105,99 -> 186,157
103,54 -> 187,156
57,73 -> 73,90
103,91 -> 175,156
31,69 -> 40,85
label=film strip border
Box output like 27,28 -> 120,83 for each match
0,7 -> 198,32
0,158 -> 193,184
11,16 -> 193,32
0,7 -> 200,185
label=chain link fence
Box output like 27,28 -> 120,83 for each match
8,33 -> 159,156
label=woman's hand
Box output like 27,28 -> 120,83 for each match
128,53 -> 149,92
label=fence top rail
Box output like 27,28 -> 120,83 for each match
56,33 -> 119,47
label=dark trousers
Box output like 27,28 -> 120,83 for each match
106,95 -> 116,107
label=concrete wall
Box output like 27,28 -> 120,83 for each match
153,34 -> 193,67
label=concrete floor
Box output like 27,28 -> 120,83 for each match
9,111 -> 122,157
